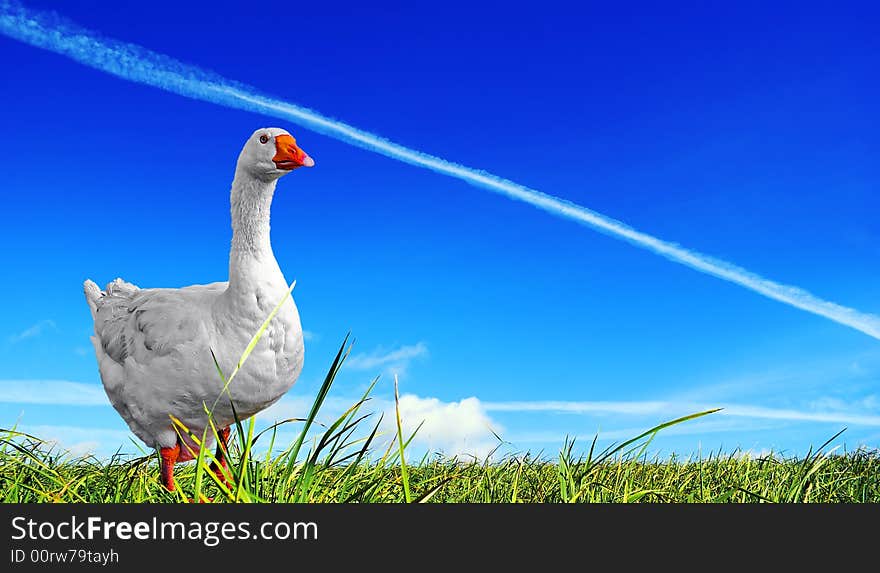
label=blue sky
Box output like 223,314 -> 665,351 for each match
0,0 -> 878,460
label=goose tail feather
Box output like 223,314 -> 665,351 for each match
83,279 -> 103,319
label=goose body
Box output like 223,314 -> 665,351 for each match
83,128 -> 314,488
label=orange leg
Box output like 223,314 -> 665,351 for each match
209,426 -> 232,485
159,444 -> 180,492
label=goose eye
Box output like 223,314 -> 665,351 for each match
259,134 -> 269,144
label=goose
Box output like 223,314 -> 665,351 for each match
83,127 -> 314,492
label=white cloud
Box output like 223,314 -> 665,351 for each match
254,394 -> 372,424
65,441 -> 103,457
259,392 -> 502,459
302,330 -> 317,342
9,425 -> 137,458
721,404 -> 880,426
345,342 -> 428,377
255,395 -> 317,421
8,320 -> 56,343
382,394 -> 501,460
484,400 -> 669,416
730,448 -> 778,460
485,398 -> 880,427
808,394 -> 880,413
506,416 -> 781,446
0,380 -> 109,406
670,351 -> 880,405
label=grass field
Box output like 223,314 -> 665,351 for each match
3,430 -> 879,503
3,339 -> 878,503
3,309 -> 878,503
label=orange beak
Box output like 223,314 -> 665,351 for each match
273,134 -> 315,170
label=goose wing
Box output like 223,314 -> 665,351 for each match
88,278 -> 226,366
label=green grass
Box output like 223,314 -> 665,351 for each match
2,293 -> 878,503
2,426 -> 878,503
2,335 -> 877,503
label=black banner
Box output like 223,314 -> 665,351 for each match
0,503 -> 870,568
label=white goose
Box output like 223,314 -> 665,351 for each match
84,127 -> 314,492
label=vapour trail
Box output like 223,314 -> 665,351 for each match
2,0 -> 878,340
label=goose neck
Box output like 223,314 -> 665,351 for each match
228,173 -> 280,292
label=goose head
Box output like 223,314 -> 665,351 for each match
237,127 -> 315,181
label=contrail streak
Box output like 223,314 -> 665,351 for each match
2,0 -> 878,340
